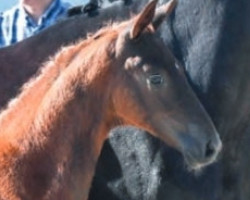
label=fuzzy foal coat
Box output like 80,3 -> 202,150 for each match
0,29 -> 120,200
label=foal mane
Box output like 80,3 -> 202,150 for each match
0,21 -> 129,137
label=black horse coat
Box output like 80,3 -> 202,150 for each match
89,0 -> 250,200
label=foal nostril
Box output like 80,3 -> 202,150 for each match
205,141 -> 215,159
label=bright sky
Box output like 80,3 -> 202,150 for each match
0,0 -> 89,12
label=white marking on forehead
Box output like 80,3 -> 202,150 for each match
143,64 -> 150,72
125,56 -> 142,70
133,56 -> 142,66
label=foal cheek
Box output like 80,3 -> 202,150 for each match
112,83 -> 147,124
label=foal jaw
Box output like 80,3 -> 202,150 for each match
144,113 -> 222,171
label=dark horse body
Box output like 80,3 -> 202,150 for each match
0,0 -> 249,199
90,0 -> 250,200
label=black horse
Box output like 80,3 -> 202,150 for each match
88,0 -> 250,200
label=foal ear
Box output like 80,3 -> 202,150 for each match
130,0 -> 158,39
152,0 -> 177,30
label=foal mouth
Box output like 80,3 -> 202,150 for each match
183,150 -> 219,171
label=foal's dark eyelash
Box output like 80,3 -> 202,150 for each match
148,74 -> 164,85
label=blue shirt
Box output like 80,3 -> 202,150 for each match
0,0 -> 71,47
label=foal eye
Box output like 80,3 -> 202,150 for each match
148,74 -> 164,86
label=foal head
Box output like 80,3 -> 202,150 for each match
110,0 -> 222,170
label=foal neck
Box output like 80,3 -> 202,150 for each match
24,35 -> 118,199
0,31 -> 119,200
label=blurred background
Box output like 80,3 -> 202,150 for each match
0,0 -> 89,12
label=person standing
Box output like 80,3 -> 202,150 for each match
0,0 -> 71,47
